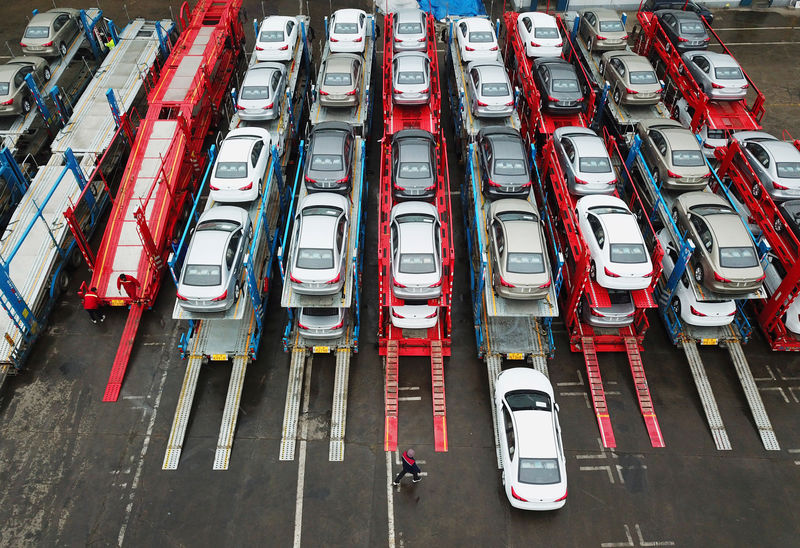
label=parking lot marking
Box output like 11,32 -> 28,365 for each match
398,396 -> 421,401
398,386 -> 420,391
559,390 -> 622,409
601,524 -> 675,547
710,41 -> 800,46
386,451 -> 396,548
754,364 -> 800,405
576,438 -> 618,460
759,387 -> 790,403
580,465 -> 615,484
292,357 -> 313,548
714,26 -> 799,31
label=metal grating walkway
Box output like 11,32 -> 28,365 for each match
486,353 -> 503,469
329,348 -> 351,462
681,340 -> 731,450
279,347 -> 307,461
727,341 -> 780,451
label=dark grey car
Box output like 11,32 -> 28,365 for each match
580,289 -> 635,327
477,127 -> 532,200
304,122 -> 355,194
655,9 -> 709,52
532,57 -> 584,114
392,129 -> 436,201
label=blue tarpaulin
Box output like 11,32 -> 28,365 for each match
417,0 -> 487,20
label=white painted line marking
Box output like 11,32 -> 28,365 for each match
788,449 -> 800,453
293,357 -> 313,548
714,26 -> 799,31
398,386 -> 420,391
386,451 -> 396,548
710,41 -> 800,46
602,524 -> 675,547
398,396 -> 422,401
117,367 -> 168,547
580,465 -> 615,484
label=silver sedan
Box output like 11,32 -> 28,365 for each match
553,126 -> 617,195
466,60 -> 514,118
393,9 -> 427,52
236,62 -> 286,121
733,131 -> 800,201
682,51 -> 748,101
391,201 -> 442,301
393,51 -> 430,105
319,53 -> 362,108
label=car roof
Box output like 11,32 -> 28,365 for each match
497,367 -> 553,397
639,118 -> 684,132
490,198 -> 536,216
298,216 -> 337,248
218,128 -> 270,160
468,61 -> 506,81
186,229 -> 228,264
514,410 -> 558,458
395,51 -> 427,70
519,11 -> 557,25
585,8 -> 623,20
703,211 -> 751,247
260,15 -> 296,30
392,200 -> 438,219
504,218 -> 542,254
658,126 -> 703,149
29,10 -> 64,24
566,133 -> 608,156
333,9 -> 366,23
243,63 -> 282,85
325,54 -> 359,72
395,9 -> 424,24
687,51 -> 739,68
554,125 -> 596,139
6,56 -> 43,67
757,139 -> 800,159
300,191 -> 349,211
677,190 -> 729,209
198,205 -> 249,224
397,221 -> 436,254
312,121 -> 353,134
658,9 -> 703,22
398,140 -> 431,162
394,128 -> 435,143
615,53 -> 655,71
579,193 -> 629,211
0,65 -> 22,79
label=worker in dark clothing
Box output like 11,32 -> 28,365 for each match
393,448 -> 422,485
82,286 -> 105,324
117,273 -> 140,300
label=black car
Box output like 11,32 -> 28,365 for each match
392,129 -> 436,201
477,127 -> 532,200
304,121 -> 355,194
655,9 -> 709,52
532,58 -> 584,115
778,200 -> 800,240
642,0 -> 713,25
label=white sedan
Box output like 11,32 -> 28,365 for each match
454,17 -> 499,62
391,301 -> 438,330
658,229 -> 736,327
495,367 -> 567,511
328,9 -> 367,54
517,11 -> 563,58
576,195 -> 653,290
255,16 -> 299,62
210,128 -> 271,203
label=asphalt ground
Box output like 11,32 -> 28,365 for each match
1,1 -> 800,546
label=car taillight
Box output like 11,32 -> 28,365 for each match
395,37 -> 404,42
418,36 -> 426,42
255,45 -> 264,51
622,35 -> 629,40
604,267 -> 620,278
644,267 -> 655,278
596,36 -> 607,41
392,309 -> 405,318
477,100 -> 488,106
486,178 -> 502,187
327,273 -> 341,285
548,95 -> 560,102
330,37 -> 339,42
305,175 -> 316,184
590,308 -> 606,317
530,41 -> 541,47
703,142 -> 716,149
499,276 -> 515,288
576,96 -> 584,102
702,172 -> 712,178
0,99 -> 12,106
430,279 -> 442,288
425,311 -> 437,318
539,279 -> 551,289
421,87 -> 430,93
298,322 -> 309,329
690,305 -> 707,317
575,177 -> 589,185
666,170 -> 682,179
319,90 -> 330,96
176,293 -> 188,301
625,87 -> 639,94
424,184 -> 436,190
490,45 -> 498,51
290,275 -> 303,284
211,290 -> 228,301
331,319 -> 345,329
19,42 -> 26,47
703,37 -> 711,42
465,45 -> 475,51
756,273 -> 766,282
521,181 -> 532,187
354,36 -> 363,42
262,103 -> 274,109
607,178 -> 618,185
209,184 -> 220,190
678,36 -> 689,42
741,83 -> 749,89
728,310 -> 737,316
711,83 -> 725,89
511,486 -> 528,502
43,41 -> 53,47
555,490 -> 568,502
346,89 -> 357,96
505,100 -> 514,106
236,104 -> 245,110
336,177 -> 349,184
772,181 -> 789,190
714,272 -> 731,283
240,182 -> 253,191
279,44 -> 289,50
393,280 -> 407,288
555,42 -> 563,47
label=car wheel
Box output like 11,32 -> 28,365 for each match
752,182 -> 761,198
22,97 -> 32,114
234,282 -> 241,302
590,261 -> 597,281
774,217 -> 784,233
694,264 -> 704,284
655,169 -> 662,184
613,89 -> 621,104
671,297 -> 681,318
59,42 -> 68,57
671,207 -> 679,223
44,67 -> 52,81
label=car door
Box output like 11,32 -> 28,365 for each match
581,11 -> 597,43
390,221 -> 399,277
519,15 -> 532,44
491,219 -> 505,283
559,137 -> 576,184
690,213 -> 715,275
689,54 -> 711,92
286,19 -> 296,48
609,58 -> 625,95
358,12 -> 366,38
12,69 -> 28,104
226,227 -> 243,295
353,58 -> 363,96
497,400 -> 516,474
253,138 -> 267,190
336,213 -> 347,277
744,142 -> 771,187
458,22 -> 468,52
480,137 -> 493,190
647,129 -> 669,179
586,213 -> 605,264
271,70 -> 284,107
469,68 -> 480,111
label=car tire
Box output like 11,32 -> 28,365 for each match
752,182 -> 761,198
59,42 -> 68,57
22,97 -> 32,114
590,261 -> 597,281
613,89 -> 621,104
672,207 -> 679,223
774,217 -> 784,233
44,67 -> 52,81
694,264 -> 704,284
671,297 -> 681,318
234,282 -> 241,302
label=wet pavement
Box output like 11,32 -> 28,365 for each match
1,2 -> 800,547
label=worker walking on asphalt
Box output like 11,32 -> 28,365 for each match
82,286 -> 105,324
116,273 -> 140,300
393,448 -> 422,485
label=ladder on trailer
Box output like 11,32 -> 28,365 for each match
582,337 -> 616,448
624,336 -> 664,447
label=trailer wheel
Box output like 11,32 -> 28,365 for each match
234,282 -> 241,302
59,42 -> 68,57
68,246 -> 82,269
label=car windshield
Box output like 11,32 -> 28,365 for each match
324,72 -> 352,86
715,67 -> 744,80
398,71 -> 425,85
399,253 -> 436,274
680,21 -> 705,33
399,162 -> 432,179
240,85 -> 270,100
589,206 -> 629,216
506,390 -> 551,411
397,214 -> 434,224
519,458 -> 561,485
397,22 -> 422,34
707,129 -> 726,140
183,264 -> 221,286
507,252 -> 546,274
303,307 -> 338,317
196,220 -> 239,232
552,79 -> 579,92
534,27 -> 559,39
334,23 -> 359,34
610,243 -> 648,264
719,246 -> 758,268
215,162 -> 247,179
303,206 -> 342,217
297,248 -> 334,269
468,31 -> 494,43
481,83 -> 509,96
497,211 -> 538,222
776,162 -> 800,178
691,204 -> 734,216
672,150 -> 705,166
629,70 -> 658,84
494,158 -> 526,176
599,20 -> 624,32
311,154 -> 344,171
0,83 -> 9,95
259,30 -> 284,42
25,26 -> 50,38
579,157 -> 612,173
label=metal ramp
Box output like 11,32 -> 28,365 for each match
103,303 -> 145,401
681,340 -> 731,450
624,337 -> 664,448
725,340 -> 780,451
384,340 -> 399,452
486,353 -> 503,468
581,336 -> 616,448
162,353 -> 205,470
214,355 -> 248,470
279,347 -> 307,461
431,340 -> 447,452
328,348 -> 351,462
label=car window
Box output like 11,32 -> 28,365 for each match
399,69 -> 426,85
469,31 -> 494,43
599,19 -> 624,32
183,264 -> 221,286
649,130 -> 668,156
391,224 -> 398,254
251,140 -> 264,166
521,17 -> 532,33
502,405 -> 515,459
693,56 -> 710,73
680,21 -> 705,34
719,246 -> 758,268
215,161 -> 247,179
610,58 -> 625,77
629,70 -> 657,84
508,252 -> 545,274
585,12 -> 596,26
587,213 -> 605,247
399,253 -> 436,274
226,231 -> 241,269
359,13 -> 365,28
552,78 -> 578,92
492,220 -> 504,253
310,154 -> 343,171
260,30 -> 284,42
459,22 -> 467,37
482,82 -> 509,96
610,243 -> 648,264
13,71 -> 25,88
690,215 -> 714,252
715,66 -> 743,80
672,149 -> 704,167
747,143 -> 770,169
470,69 -> 480,88
240,84 -> 269,100
271,72 -> 282,91
25,26 -> 50,39
519,458 -> 561,485
561,138 -> 575,162
777,162 -> 800,179
53,15 -> 65,32
534,26 -> 559,39
334,22 -> 358,34
399,161 -> 431,179
286,20 -> 295,36
336,217 -> 346,250
297,248 -> 334,269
